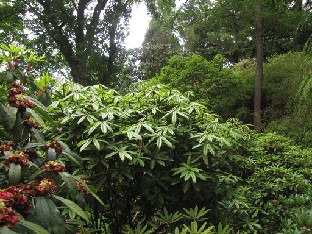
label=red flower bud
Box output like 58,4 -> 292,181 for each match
34,178 -> 57,196
3,151 -> 29,166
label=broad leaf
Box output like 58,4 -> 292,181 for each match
0,226 -> 19,234
9,163 -> 21,185
31,196 -> 65,234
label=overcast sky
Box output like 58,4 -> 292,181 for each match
125,0 -> 188,49
125,3 -> 150,49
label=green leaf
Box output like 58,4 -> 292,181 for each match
9,163 -> 21,185
77,182 -> 104,206
31,128 -> 46,143
59,172 -> 79,196
87,122 -> 100,135
6,71 -> 13,81
62,151 -> 82,165
27,108 -> 46,128
65,173 -> 104,205
23,142 -> 45,150
183,181 -> 190,193
18,219 -> 50,234
52,195 -> 89,222
31,196 -> 65,233
33,107 -> 54,125
172,110 -> 177,124
12,112 -> 22,142
0,104 -> 17,130
93,138 -> 100,150
25,96 -> 49,112
78,139 -> 92,152
0,226 -> 19,234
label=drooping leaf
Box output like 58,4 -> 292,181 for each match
59,172 -> 79,196
33,107 -> 54,125
18,219 -> 50,234
27,108 -> 46,128
0,104 -> 17,131
71,174 -> 104,205
52,195 -> 89,222
23,142 -> 45,150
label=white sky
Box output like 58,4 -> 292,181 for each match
125,1 -> 187,49
125,3 -> 150,49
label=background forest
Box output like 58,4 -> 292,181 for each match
0,0 -> 312,233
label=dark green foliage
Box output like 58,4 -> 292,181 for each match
151,53 -> 250,120
0,44 -> 95,233
49,80 -> 312,233
233,52 -> 312,147
49,82 -> 248,232
173,0 -> 312,62
0,1 -> 25,44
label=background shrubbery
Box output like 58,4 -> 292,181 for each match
1,45 -> 312,233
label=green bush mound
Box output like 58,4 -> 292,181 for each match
150,54 -> 251,121
48,81 -> 312,233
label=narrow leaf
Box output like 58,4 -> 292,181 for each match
18,219 -> 50,234
79,139 -> 92,152
93,139 -> 100,150
52,195 -> 89,222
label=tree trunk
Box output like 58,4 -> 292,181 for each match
69,59 -> 87,86
254,2 -> 263,133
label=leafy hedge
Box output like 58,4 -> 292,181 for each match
49,81 -> 312,233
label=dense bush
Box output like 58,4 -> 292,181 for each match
0,44 -> 95,233
49,81 -> 248,232
49,80 -> 312,233
1,43 -> 312,234
150,54 -> 251,121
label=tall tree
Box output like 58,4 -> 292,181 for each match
174,0 -> 312,63
171,0 -> 312,131
0,1 -> 25,44
139,18 -> 180,80
17,0 -> 132,86
254,2 -> 263,132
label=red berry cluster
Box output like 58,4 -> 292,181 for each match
0,206 -> 20,228
34,178 -> 57,196
76,177 -> 90,195
3,151 -> 29,166
36,87 -> 48,97
7,80 -> 36,112
22,115 -> 39,129
45,140 -> 64,153
0,144 -> 11,155
1,185 -> 35,215
42,161 -> 66,172
7,58 -> 21,70
0,184 -> 35,228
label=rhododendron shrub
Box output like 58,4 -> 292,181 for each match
0,44 -> 94,233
